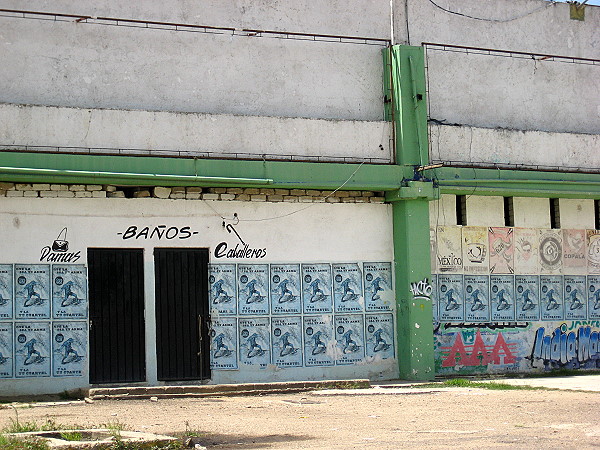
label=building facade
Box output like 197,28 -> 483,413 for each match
0,0 -> 598,395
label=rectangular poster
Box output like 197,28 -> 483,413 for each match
587,275 -> 600,320
515,275 -> 540,321
540,275 -> 564,321
539,229 -> 563,274
436,226 -> 463,273
52,322 -> 86,377
237,264 -> 269,316
0,323 -> 13,378
271,316 -> 303,368
462,227 -> 489,275
437,274 -> 464,322
564,275 -> 587,320
365,314 -> 395,360
430,227 -> 437,273
210,317 -> 238,370
0,264 -> 13,319
238,317 -> 270,367
587,230 -> 600,274
270,264 -> 301,315
209,264 -> 237,316
488,227 -> 514,274
52,265 -> 87,319
562,229 -> 587,275
334,314 -> 365,365
14,265 -> 51,319
363,262 -> 394,312
333,263 -> 364,313
14,322 -> 51,378
514,228 -> 539,275
490,275 -> 515,322
302,264 -> 333,314
431,274 -> 438,321
463,275 -> 490,322
303,315 -> 334,367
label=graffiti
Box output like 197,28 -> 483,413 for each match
531,325 -> 600,369
441,322 -> 529,331
410,278 -> 432,300
441,330 -> 517,367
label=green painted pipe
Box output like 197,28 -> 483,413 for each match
0,166 -> 273,185
439,178 -> 600,186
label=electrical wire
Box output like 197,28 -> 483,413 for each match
426,0 -> 557,23
203,162 -> 367,223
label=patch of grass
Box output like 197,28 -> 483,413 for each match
59,430 -> 84,441
0,434 -> 49,450
418,378 -> 549,391
183,420 -> 203,438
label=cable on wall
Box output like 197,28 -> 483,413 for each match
426,0 -> 557,23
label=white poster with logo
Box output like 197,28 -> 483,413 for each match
564,275 -> 587,320
363,262 -> 393,312
540,275 -> 564,321
15,265 -> 51,319
462,227 -> 489,275
14,322 -> 51,378
271,316 -> 303,368
209,264 -> 237,316
515,275 -> 540,321
365,314 -> 394,360
514,228 -> 538,275
334,314 -> 365,365
303,315 -> 334,367
238,317 -> 270,367
562,229 -> 587,275
436,226 -> 463,273
333,263 -> 364,313
539,229 -> 563,274
0,323 -> 13,378
270,264 -> 301,315
587,230 -> 600,274
0,265 -> 13,319
302,264 -> 333,314
210,318 -> 238,370
52,265 -> 87,319
464,275 -> 490,322
237,264 -> 269,316
52,322 -> 86,377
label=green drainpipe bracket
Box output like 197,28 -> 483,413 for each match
385,181 -> 438,202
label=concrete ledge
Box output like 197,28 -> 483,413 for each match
88,379 -> 370,400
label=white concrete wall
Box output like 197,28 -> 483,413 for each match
429,194 -> 456,226
0,104 -> 392,163
426,50 -> 599,135
429,124 -> 600,170
559,198 -> 595,229
0,16 -> 385,121
466,196 -> 504,227
512,198 -> 550,228
0,0 -> 392,39
0,198 -> 396,395
395,0 -> 599,58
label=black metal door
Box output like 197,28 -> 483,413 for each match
154,248 -> 211,381
88,248 -> 146,384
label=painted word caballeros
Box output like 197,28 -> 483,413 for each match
214,242 -> 267,259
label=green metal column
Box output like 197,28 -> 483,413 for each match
385,45 -> 436,380
391,197 -> 435,379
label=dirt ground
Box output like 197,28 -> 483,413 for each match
1,387 -> 599,449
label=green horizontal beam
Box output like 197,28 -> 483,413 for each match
0,151 -> 409,191
432,166 -> 600,199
